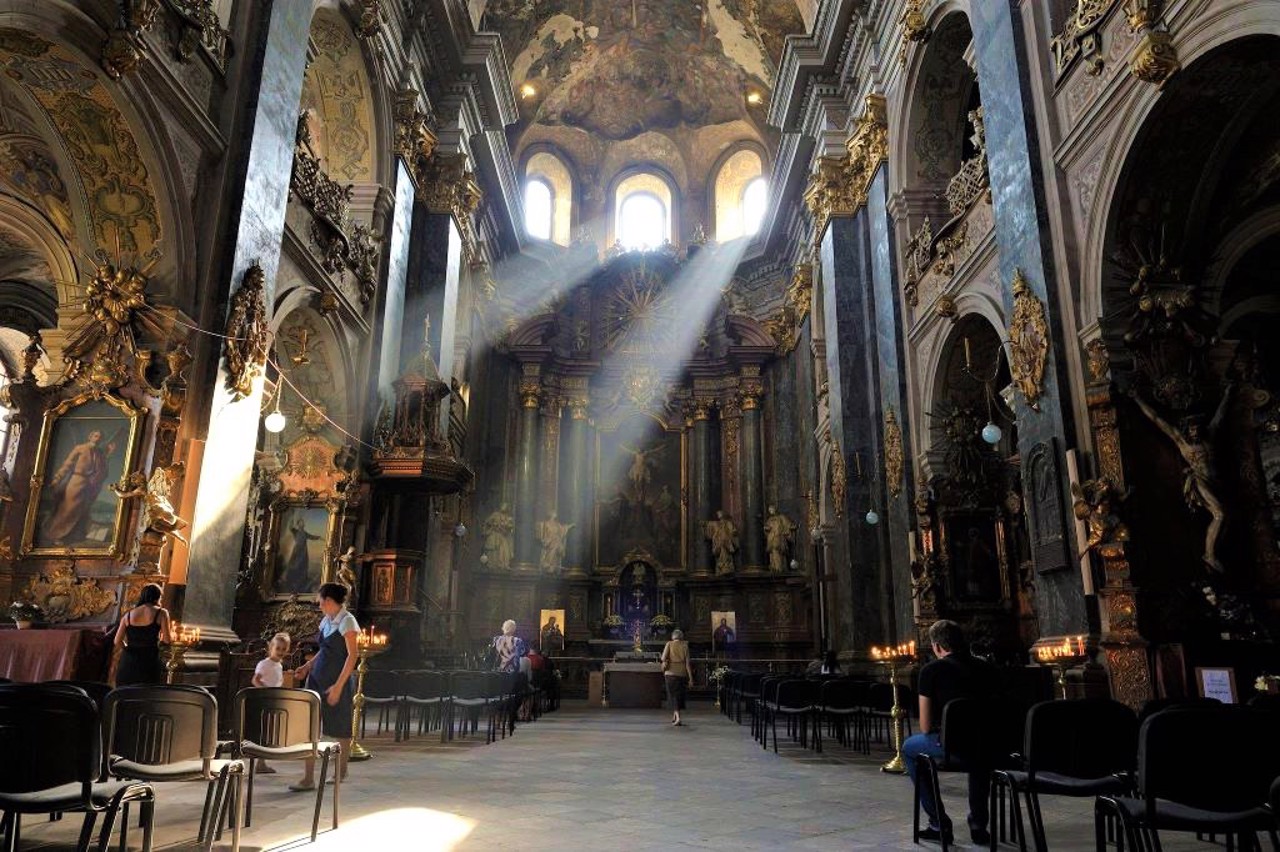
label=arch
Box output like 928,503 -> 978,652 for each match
712,146 -> 766,242
1082,3 -> 1280,326
610,168 -> 677,249
300,7 -> 381,185
524,149 -> 573,245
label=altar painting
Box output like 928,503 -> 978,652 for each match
539,608 -> 565,651
271,505 -> 333,595
712,610 -> 737,650
597,414 -> 682,568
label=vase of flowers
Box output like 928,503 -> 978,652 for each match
1256,673 -> 1279,695
648,614 -> 674,637
9,601 -> 43,630
602,613 -> 624,638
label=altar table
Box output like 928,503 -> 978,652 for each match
0,628 -> 110,682
602,661 -> 665,708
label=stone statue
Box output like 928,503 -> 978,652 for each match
537,511 -> 573,573
764,506 -> 796,573
335,546 -> 358,591
1071,478 -> 1130,552
705,510 -> 738,576
481,503 -> 515,570
113,464 -> 188,546
1131,385 -> 1232,572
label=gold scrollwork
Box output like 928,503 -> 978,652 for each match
827,428 -> 847,519
22,562 -> 117,623
803,95 -> 888,247
1008,268 -> 1049,411
223,262 -> 270,401
884,407 -> 904,501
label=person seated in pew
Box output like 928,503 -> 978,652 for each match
903,619 -> 999,846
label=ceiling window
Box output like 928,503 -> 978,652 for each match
714,148 -> 765,241
524,179 -> 553,241
617,193 -> 667,251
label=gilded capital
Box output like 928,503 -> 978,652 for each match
802,95 -> 889,247
393,84 -> 438,182
519,377 -> 541,409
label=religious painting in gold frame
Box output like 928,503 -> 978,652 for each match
539,608 -> 566,652
263,497 -> 341,599
22,394 -> 144,558
711,610 -> 737,650
938,509 -> 1010,606
594,412 -> 686,571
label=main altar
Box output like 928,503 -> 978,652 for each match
463,247 -> 820,664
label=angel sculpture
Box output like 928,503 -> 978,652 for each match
114,465 -> 188,546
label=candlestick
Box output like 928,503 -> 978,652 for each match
161,622 -> 200,685
878,656 -> 912,774
350,626 -> 390,761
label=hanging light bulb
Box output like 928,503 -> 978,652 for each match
264,409 -> 286,433
981,421 -> 1002,445
789,558 -> 800,571
479,552 -> 489,565
865,509 -> 880,525
454,522 -> 467,538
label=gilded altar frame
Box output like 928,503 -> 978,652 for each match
937,508 -> 1011,608
20,392 -> 146,559
261,493 -> 344,599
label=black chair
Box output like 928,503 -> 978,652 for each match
913,697 -> 1026,852
817,679 -> 869,754
870,681 -> 916,742
358,669 -> 402,740
1095,706 -> 1279,852
233,687 -> 341,843
45,680 -> 113,710
0,684 -> 156,852
754,676 -> 785,745
1136,695 -> 1219,724
401,671 -> 449,741
990,699 -> 1138,851
768,679 -> 820,753
737,673 -> 763,725
1247,692 -> 1280,713
103,685 -> 245,852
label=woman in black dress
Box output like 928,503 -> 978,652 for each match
113,583 -> 172,686
289,583 -> 358,791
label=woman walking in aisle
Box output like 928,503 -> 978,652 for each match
661,628 -> 693,726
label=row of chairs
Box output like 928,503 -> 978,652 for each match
0,681 -> 343,852
362,669 -> 548,744
913,697 -> 1280,852
722,672 -> 913,755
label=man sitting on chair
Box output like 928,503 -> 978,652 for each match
903,619 -> 998,845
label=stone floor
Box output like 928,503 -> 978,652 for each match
17,701 -> 1216,851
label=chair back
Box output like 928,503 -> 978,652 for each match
776,679 -> 818,709
940,697 -> 1026,770
45,680 -> 113,709
739,673 -> 763,696
362,669 -> 400,699
1138,706 -> 1278,813
0,684 -> 98,801
1136,696 -> 1219,725
819,679 -> 860,710
1247,692 -> 1280,713
105,685 -> 218,769
451,672 -> 489,700
759,676 -> 785,705
1024,699 -> 1137,779
869,681 -> 896,712
234,687 -> 320,749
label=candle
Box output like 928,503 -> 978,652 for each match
963,336 -> 972,369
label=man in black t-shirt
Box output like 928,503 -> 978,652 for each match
903,620 -> 998,845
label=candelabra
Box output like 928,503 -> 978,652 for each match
871,641 -> 917,774
162,622 -> 201,685
1033,635 -> 1088,699
349,626 -> 390,761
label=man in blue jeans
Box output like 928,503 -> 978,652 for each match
904,620 -> 998,845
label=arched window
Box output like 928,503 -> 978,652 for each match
618,193 -> 667,250
742,177 -> 767,236
613,171 -> 674,250
524,179 -> 554,241
525,151 -> 574,245
714,149 -> 765,241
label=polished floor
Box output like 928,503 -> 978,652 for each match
18,701 -> 1213,851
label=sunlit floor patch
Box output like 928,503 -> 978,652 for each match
268,808 -> 475,851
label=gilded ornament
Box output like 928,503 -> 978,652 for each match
62,261 -> 162,392
22,563 -> 116,624
827,429 -> 847,519
1121,0 -> 1164,31
1071,477 -> 1130,553
1008,268 -> 1049,410
1129,29 -> 1179,87
519,377 -> 541,409
944,108 -> 989,215
223,262 -> 270,400
898,0 -> 930,64
354,0 -> 383,39
393,83 -> 438,184
884,407 -> 904,501
934,293 -> 957,321
1085,338 -> 1110,384
112,463 -> 189,548
903,217 -> 933,307
931,222 -> 968,278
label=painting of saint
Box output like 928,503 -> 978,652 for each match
32,399 -> 135,551
275,506 -> 330,594
711,610 -> 737,651
597,414 -> 682,567
539,608 -> 566,652
945,513 -> 1005,603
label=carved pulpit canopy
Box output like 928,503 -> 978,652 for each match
370,346 -> 473,491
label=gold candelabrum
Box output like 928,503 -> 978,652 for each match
161,622 -> 201,685
1033,635 -> 1088,699
632,621 -> 644,654
871,641 -> 917,775
349,625 -> 390,761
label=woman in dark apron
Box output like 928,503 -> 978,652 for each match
113,583 -> 171,686
289,582 -> 358,791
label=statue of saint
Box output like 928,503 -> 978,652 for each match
335,546 -> 358,592
764,506 -> 796,573
705,510 -> 738,576
1131,385 -> 1232,573
537,511 -> 573,573
621,441 -> 663,503
481,503 -> 515,570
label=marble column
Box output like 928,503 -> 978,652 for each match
970,1 -> 1085,635
514,374 -> 541,568
183,0 -> 311,640
690,400 -> 714,576
562,392 -> 592,578
538,392 -> 562,533
740,384 -> 766,571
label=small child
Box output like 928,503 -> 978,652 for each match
251,633 -> 291,774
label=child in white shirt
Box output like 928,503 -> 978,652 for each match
251,633 -> 291,773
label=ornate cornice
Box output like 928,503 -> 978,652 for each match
802,94 -> 888,247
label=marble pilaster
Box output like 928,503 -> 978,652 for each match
740,388 -> 766,571
514,374 -> 541,568
562,393 -> 592,577
690,401 -> 714,576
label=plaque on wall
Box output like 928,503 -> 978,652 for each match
1025,439 -> 1070,575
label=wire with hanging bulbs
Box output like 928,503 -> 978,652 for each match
960,335 -> 1016,446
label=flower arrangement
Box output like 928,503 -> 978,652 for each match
1256,673 -> 1279,694
708,665 -> 731,685
602,614 -> 624,628
9,601 -> 43,627
649,614 -> 674,629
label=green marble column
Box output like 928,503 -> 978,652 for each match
563,394 -> 591,577
741,391 -> 766,571
691,401 -> 713,576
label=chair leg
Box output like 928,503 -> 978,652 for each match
119,801 -> 129,852
312,749 -> 330,842
244,757 -> 256,828
140,796 -> 155,852
332,744 -> 342,831
913,757 -> 923,844
230,770 -> 244,852
76,812 -> 96,852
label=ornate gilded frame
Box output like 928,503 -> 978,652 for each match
261,492 -> 343,600
21,392 -> 145,558
938,508 -> 1011,609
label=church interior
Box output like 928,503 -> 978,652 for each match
0,0 -> 1278,849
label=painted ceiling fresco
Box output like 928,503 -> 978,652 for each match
488,0 -> 804,142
